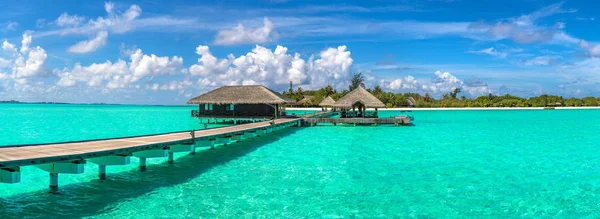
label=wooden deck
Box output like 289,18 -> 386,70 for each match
303,117 -> 411,126
0,118 -> 300,168
300,111 -> 338,118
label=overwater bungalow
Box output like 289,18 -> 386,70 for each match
295,95 -> 315,107
403,97 -> 416,107
332,86 -> 385,118
318,96 -> 336,110
187,85 -> 295,123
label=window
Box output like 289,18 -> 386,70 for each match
226,104 -> 234,111
204,104 -> 213,111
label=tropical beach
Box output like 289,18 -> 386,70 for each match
2,0 -> 600,218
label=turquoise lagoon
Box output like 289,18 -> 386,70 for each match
1,104 -> 600,217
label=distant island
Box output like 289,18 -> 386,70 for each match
0,100 -> 113,105
284,73 -> 600,108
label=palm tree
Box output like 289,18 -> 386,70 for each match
424,92 -> 431,102
349,72 -> 365,90
372,85 -> 383,95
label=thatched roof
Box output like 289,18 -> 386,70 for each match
319,96 -> 336,106
406,97 -> 416,106
332,87 -> 386,108
296,96 -> 315,106
187,85 -> 294,105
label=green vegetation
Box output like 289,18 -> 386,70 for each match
283,72 -> 600,108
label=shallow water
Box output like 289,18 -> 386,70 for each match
1,105 -> 600,218
0,104 -> 227,146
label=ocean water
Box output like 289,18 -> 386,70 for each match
0,104 -> 228,146
1,105 -> 600,218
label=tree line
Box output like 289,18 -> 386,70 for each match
283,73 -> 600,108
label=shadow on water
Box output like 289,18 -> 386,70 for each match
0,128 -> 300,218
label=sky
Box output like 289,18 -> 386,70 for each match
1,0 -> 600,104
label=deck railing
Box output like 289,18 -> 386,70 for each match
190,110 -> 275,119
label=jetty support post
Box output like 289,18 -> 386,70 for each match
89,154 -> 131,180
36,160 -> 86,189
50,173 -> 58,189
98,165 -> 106,180
207,138 -> 216,150
243,130 -> 255,139
190,130 -> 196,155
139,158 -> 147,171
133,148 -> 168,171
168,152 -> 174,164
232,133 -> 243,142
218,135 -> 231,146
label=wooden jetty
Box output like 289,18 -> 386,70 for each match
0,118 -> 301,188
0,110 -> 411,189
304,117 -> 411,126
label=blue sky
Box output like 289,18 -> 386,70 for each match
1,0 -> 600,104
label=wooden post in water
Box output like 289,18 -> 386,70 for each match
98,165 -> 106,180
49,173 -> 58,189
190,130 -> 196,155
209,138 -> 216,150
139,158 -> 147,171
167,152 -> 174,164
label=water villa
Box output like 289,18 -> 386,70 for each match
295,95 -> 315,107
332,86 -> 385,118
405,97 -> 416,107
306,87 -> 410,126
319,96 -> 336,110
187,85 -> 295,124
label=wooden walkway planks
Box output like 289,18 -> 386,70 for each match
303,117 -> 411,125
0,118 -> 299,168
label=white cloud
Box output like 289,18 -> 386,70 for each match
0,34 -> 48,79
55,13 -> 86,27
2,40 -> 18,54
4,21 -> 18,32
14,46 -> 48,78
467,47 -> 508,58
146,80 -> 193,91
56,48 -> 183,88
380,71 -> 490,97
385,76 -> 419,90
250,2 -> 578,46
307,45 -> 353,89
521,56 -> 561,66
214,17 -> 276,45
189,45 -> 230,77
43,3 -> 143,53
20,33 -> 32,54
189,44 -> 352,91
579,40 -> 600,57
56,4 -> 142,36
67,31 -> 108,53
105,2 -> 115,14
